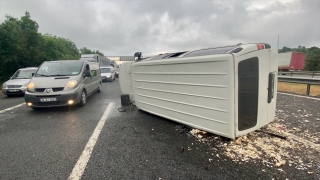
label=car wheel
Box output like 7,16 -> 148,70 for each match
97,83 -> 102,93
79,90 -> 87,106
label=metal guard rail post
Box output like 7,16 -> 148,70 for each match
278,76 -> 320,96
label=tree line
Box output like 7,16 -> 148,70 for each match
0,12 -> 104,82
278,46 -> 320,71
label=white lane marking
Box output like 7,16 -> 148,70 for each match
0,103 -> 25,114
68,103 -> 113,180
278,92 -> 320,101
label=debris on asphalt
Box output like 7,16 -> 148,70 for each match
178,147 -> 185,153
186,122 -> 320,173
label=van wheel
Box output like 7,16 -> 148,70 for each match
97,83 -> 102,93
79,90 -> 87,106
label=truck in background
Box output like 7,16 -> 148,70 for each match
80,54 -> 110,67
110,60 -> 119,68
278,52 -> 305,72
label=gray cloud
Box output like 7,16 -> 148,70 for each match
1,0 -> 319,56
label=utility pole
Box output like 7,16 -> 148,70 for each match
277,35 -> 279,51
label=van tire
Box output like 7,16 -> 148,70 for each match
79,90 -> 87,106
97,83 -> 102,93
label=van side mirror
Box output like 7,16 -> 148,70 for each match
85,71 -> 91,77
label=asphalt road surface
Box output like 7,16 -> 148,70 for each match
1,79 -> 319,180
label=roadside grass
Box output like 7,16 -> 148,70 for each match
277,82 -> 320,97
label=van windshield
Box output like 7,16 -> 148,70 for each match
36,61 -> 83,76
101,68 -> 110,73
12,69 -> 37,79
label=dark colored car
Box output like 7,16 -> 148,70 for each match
115,68 -> 119,78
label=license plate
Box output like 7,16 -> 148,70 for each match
40,98 -> 57,102
8,89 -> 19,92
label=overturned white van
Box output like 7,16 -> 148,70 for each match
119,43 -> 278,139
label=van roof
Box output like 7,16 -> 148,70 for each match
81,54 -> 100,58
46,60 -> 80,62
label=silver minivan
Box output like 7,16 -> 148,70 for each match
24,60 -> 102,109
2,67 -> 38,97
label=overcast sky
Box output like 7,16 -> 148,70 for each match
1,0 -> 319,56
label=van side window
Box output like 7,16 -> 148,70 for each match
84,64 -> 90,76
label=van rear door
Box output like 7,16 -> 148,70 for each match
235,48 -> 277,137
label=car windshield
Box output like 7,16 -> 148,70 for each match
36,61 -> 83,76
12,69 -> 37,79
101,68 -> 110,73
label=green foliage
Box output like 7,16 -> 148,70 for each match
278,46 -> 307,53
80,47 -> 104,56
0,12 -> 104,82
304,47 -> 320,71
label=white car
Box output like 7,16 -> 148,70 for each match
101,66 -> 115,82
2,67 -> 38,97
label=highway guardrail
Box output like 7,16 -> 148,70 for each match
278,71 -> 320,77
278,76 -> 320,96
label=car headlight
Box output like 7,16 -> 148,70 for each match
27,82 -> 35,92
64,80 -> 77,90
2,82 -> 6,89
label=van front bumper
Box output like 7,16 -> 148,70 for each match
24,91 -> 79,108
102,76 -> 112,81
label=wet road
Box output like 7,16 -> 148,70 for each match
0,79 -> 319,180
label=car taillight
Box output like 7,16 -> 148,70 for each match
256,44 -> 265,50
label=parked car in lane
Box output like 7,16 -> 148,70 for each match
24,60 -> 102,109
101,66 -> 115,82
2,67 -> 38,97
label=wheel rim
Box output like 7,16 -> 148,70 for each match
82,92 -> 86,104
